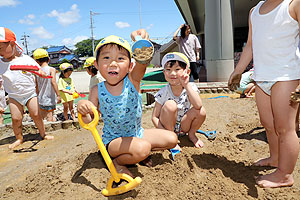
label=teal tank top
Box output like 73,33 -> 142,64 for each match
98,75 -> 143,144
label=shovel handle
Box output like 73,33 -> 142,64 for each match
78,106 -> 120,182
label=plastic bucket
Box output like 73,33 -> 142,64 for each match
131,39 -> 154,64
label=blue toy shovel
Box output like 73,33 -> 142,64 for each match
170,148 -> 181,160
197,129 -> 217,140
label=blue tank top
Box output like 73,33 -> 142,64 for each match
98,75 -> 143,144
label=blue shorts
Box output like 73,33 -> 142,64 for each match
40,105 -> 56,112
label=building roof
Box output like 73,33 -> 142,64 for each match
58,54 -> 78,62
47,46 -> 72,53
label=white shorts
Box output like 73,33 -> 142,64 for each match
256,81 -> 276,96
10,92 -> 37,106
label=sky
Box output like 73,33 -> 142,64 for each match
0,0 -> 185,53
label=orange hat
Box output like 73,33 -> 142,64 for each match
0,27 -> 16,42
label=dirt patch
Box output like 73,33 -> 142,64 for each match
0,97 -> 300,200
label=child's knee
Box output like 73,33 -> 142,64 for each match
135,141 -> 151,158
12,116 -> 22,124
162,100 -> 177,113
191,106 -> 206,119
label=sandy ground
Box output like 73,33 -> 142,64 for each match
1,97 -> 300,200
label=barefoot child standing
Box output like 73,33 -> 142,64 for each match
152,52 -> 206,150
0,27 -> 54,149
228,0 -> 300,188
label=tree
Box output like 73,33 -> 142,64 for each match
74,38 -> 102,57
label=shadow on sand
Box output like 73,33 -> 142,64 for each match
192,153 -> 262,198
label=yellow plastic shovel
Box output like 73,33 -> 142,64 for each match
78,106 -> 142,196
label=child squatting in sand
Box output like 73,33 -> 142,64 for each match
152,52 -> 206,150
77,29 -> 178,177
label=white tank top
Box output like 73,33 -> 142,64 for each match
251,0 -> 300,81
37,65 -> 56,106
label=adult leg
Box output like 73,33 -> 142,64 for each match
27,97 -> 53,140
181,106 -> 206,148
257,81 -> 299,188
8,98 -> 24,149
190,62 -> 199,82
254,86 -> 278,167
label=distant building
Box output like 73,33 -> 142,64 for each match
47,46 -> 81,68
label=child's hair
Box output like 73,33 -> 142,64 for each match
88,66 -> 98,75
36,57 -> 49,64
96,43 -> 131,63
165,60 -> 187,69
180,24 -> 190,38
59,68 -> 73,78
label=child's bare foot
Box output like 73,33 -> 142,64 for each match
113,159 -> 133,177
42,135 -> 54,140
256,169 -> 294,188
253,157 -> 278,167
8,139 -> 23,149
188,134 -> 204,148
139,155 -> 153,167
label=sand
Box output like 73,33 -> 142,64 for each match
0,97 -> 300,200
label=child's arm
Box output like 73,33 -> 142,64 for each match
228,8 -> 254,91
179,69 -> 202,109
77,85 -> 99,123
129,29 -> 150,91
49,67 -> 61,104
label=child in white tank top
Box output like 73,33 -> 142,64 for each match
228,0 -> 300,188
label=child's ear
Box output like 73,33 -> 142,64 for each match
128,61 -> 134,72
94,60 -> 100,70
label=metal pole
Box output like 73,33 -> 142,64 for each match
21,32 -> 29,55
90,10 -> 95,57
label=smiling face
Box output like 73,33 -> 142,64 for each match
163,61 -> 186,86
95,44 -> 132,86
63,69 -> 72,78
0,41 -> 16,61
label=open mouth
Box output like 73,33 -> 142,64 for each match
108,71 -> 118,75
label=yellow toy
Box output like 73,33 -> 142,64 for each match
73,92 -> 79,99
78,106 -> 142,196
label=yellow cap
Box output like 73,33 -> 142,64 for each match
83,57 -> 96,68
59,63 -> 73,71
94,35 -> 132,58
161,52 -> 190,68
33,48 -> 49,60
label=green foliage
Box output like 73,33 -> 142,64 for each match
60,58 -> 70,64
74,38 -> 102,57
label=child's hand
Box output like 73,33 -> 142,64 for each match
57,95 -> 61,104
77,100 -> 94,116
290,84 -> 300,103
131,29 -> 149,41
228,73 -> 242,91
179,69 -> 190,88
